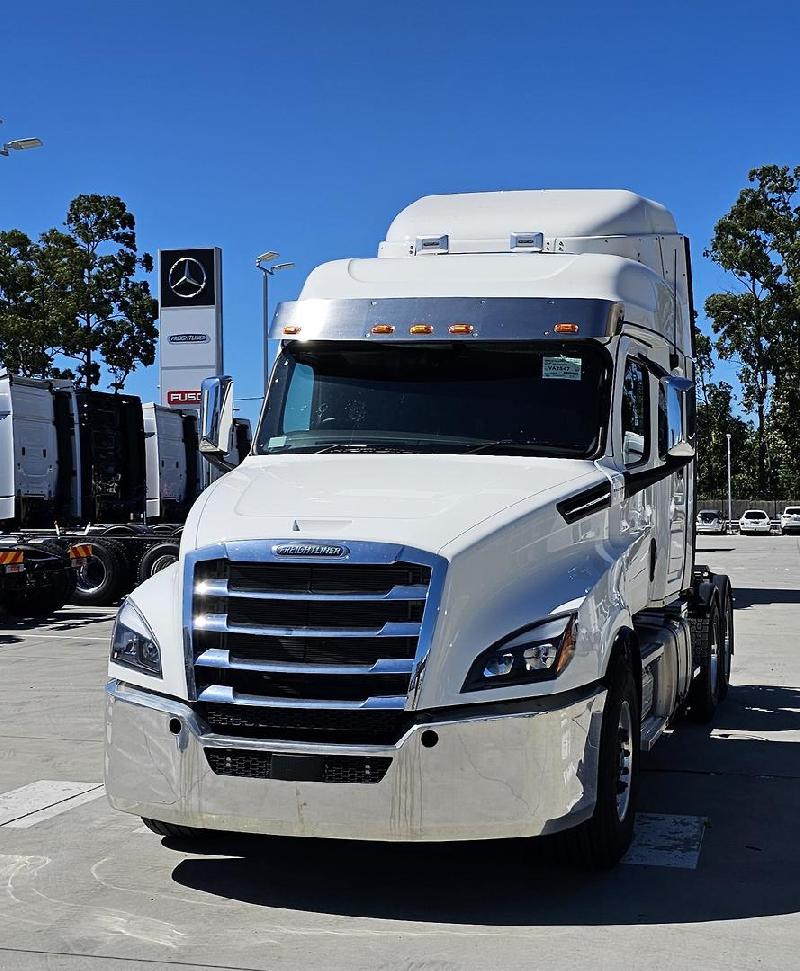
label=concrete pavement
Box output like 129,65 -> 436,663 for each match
0,535 -> 799,970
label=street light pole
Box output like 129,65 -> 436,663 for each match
726,433 -> 732,530
256,252 -> 294,399
0,119 -> 43,157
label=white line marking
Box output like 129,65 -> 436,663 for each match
622,812 -> 706,869
0,633 -> 109,641
0,781 -> 104,828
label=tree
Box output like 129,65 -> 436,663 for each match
704,165 -> 800,495
48,195 -> 158,389
0,230 -> 65,377
0,195 -> 158,390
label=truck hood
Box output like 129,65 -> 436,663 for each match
187,453 -> 598,555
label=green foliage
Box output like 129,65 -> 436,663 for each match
0,194 -> 157,390
704,165 -> 800,496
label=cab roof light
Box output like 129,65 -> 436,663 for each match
282,325 -> 302,336
370,324 -> 395,335
448,323 -> 475,335
554,322 -> 579,334
409,324 -> 434,335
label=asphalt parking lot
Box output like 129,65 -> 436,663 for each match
1,534 -> 799,970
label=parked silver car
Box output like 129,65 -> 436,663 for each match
697,509 -> 727,534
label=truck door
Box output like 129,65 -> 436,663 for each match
612,343 -> 655,614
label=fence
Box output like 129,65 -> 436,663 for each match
698,499 -> 800,520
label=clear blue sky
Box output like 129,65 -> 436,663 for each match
2,0 -> 799,427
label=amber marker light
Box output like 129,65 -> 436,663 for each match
554,322 -> 579,334
448,323 -> 474,335
409,324 -> 434,335
371,324 -> 395,335
282,325 -> 302,336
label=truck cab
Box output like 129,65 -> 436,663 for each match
104,190 -> 733,866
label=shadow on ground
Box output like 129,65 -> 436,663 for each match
167,683 -> 800,926
733,587 -> 800,608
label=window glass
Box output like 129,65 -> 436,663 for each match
257,341 -> 610,457
657,382 -> 668,458
621,359 -> 649,466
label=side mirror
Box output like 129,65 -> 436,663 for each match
663,375 -> 694,459
199,375 -> 235,472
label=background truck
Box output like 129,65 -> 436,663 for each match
0,372 -> 204,605
104,189 -> 734,867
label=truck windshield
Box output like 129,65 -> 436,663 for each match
255,341 -> 610,457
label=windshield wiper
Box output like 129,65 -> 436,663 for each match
314,442 -> 418,454
464,440 -> 575,455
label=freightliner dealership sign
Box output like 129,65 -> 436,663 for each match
158,247 -> 223,409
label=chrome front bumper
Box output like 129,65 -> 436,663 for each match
104,681 -> 606,841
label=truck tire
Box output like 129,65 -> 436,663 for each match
136,541 -> 180,585
688,600 -> 722,722
73,540 -> 125,605
40,540 -> 78,604
141,818 -> 204,840
712,575 -> 734,701
561,647 -> 640,868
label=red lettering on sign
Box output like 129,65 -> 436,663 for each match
167,390 -> 201,405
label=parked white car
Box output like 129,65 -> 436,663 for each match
739,509 -> 772,534
696,509 -> 727,534
780,506 -> 800,534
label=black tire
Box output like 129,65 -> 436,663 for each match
561,647 -> 640,868
72,539 -> 126,605
141,818 -> 203,840
136,541 -> 180,585
712,575 -> 734,701
688,599 -> 722,722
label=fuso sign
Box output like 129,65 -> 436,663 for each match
167,390 -> 202,406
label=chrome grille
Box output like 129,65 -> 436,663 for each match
186,541 -> 443,747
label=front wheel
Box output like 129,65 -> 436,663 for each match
562,648 -> 640,868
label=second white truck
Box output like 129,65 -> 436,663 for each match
104,189 -> 734,866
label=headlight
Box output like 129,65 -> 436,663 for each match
110,600 -> 162,677
462,614 -> 577,693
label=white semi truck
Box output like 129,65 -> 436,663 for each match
104,190 -> 734,866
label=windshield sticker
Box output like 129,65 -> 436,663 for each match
543,356 -> 582,381
268,435 -> 287,449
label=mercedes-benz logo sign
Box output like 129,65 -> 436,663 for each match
168,257 -> 207,299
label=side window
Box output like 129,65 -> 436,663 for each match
657,382 -> 668,459
621,359 -> 649,467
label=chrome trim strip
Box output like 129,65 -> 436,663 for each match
195,648 -> 414,677
194,615 -> 422,638
196,684 -> 408,710
196,578 -> 428,602
270,296 -> 623,342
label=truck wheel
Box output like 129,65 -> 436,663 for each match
562,648 -> 640,868
141,818 -> 204,840
688,600 -> 722,722
712,576 -> 734,701
73,540 -> 125,605
136,541 -> 180,585
40,541 -> 78,604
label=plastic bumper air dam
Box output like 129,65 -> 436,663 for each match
105,680 -> 606,841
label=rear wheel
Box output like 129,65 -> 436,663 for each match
136,541 -> 180,585
73,540 -> 126,605
713,576 -> 734,701
561,647 -> 639,868
688,600 -> 722,722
